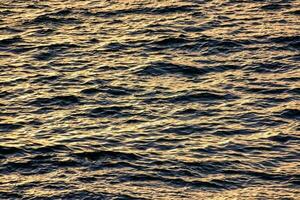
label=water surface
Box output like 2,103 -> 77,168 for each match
0,0 -> 300,199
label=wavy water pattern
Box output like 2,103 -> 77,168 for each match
0,0 -> 299,199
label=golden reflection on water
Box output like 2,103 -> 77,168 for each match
0,0 -> 299,199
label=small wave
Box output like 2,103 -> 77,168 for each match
136,62 -> 206,76
270,35 -> 300,43
261,3 -> 291,11
269,134 -> 300,143
278,109 -> 300,120
288,9 -> 300,15
0,123 -> 23,132
80,88 -> 101,95
244,62 -> 294,73
73,150 -> 141,161
0,146 -> 22,156
162,125 -> 211,135
25,14 -> 80,25
89,105 -> 133,118
29,95 -> 80,107
0,35 -> 22,46
152,36 -> 190,46
168,92 -> 238,103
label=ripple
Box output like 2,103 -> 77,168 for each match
0,35 -> 22,46
0,0 -> 299,199
89,105 -> 134,118
168,92 -> 238,103
26,14 -> 80,25
29,95 -> 81,107
279,109 -> 300,119
73,150 -> 141,161
0,123 -> 23,132
137,62 -> 206,76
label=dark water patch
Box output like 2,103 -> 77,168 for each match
89,105 -> 133,117
1,157 -> 79,174
162,125 -> 211,135
290,55 -> 300,61
51,8 -> 73,16
103,42 -> 129,52
289,88 -> 300,95
0,91 -> 11,98
131,27 -> 178,35
236,112 -> 287,127
242,87 -> 288,95
95,161 -> 143,170
0,192 -> 22,200
245,62 -> 293,73
235,145 -> 284,153
2,160 -> 38,173
105,89 -> 131,96
0,26 -> 23,34
44,43 -> 80,50
7,46 -> 36,54
174,108 -> 199,115
88,38 -> 100,43
104,88 -> 131,96
153,36 -> 190,46
288,41 -> 300,49
181,160 -> 242,173
33,107 -> 56,114
125,119 -> 146,124
269,134 -> 300,143
25,15 -> 80,25
89,5 -> 194,17
28,144 -> 71,154
0,9 -> 13,16
78,79 -> 106,86
0,123 -> 23,132
34,51 -> 57,61
261,3 -> 291,10
168,92 -> 238,103
49,190 -> 111,200
288,9 -> 300,15
0,35 -> 22,46
51,159 -> 80,168
182,36 -> 244,52
29,95 -> 80,107
42,181 -> 70,190
77,176 -> 98,183
270,35 -> 300,43
183,26 -> 206,32
279,77 -> 300,82
31,75 -> 60,84
100,86 -> 139,96
119,173 -> 223,189
73,150 -> 141,161
259,88 -> 287,95
0,146 -> 22,156
149,5 -> 195,14
0,77 -> 28,87
190,146 -> 219,154
174,108 -> 218,118
205,64 -> 241,73
137,62 -> 206,76
80,88 -> 101,95
213,129 -> 256,136
223,169 -> 300,183
278,109 -> 300,119
33,43 -> 79,60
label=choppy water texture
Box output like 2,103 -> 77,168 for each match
0,0 -> 300,199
